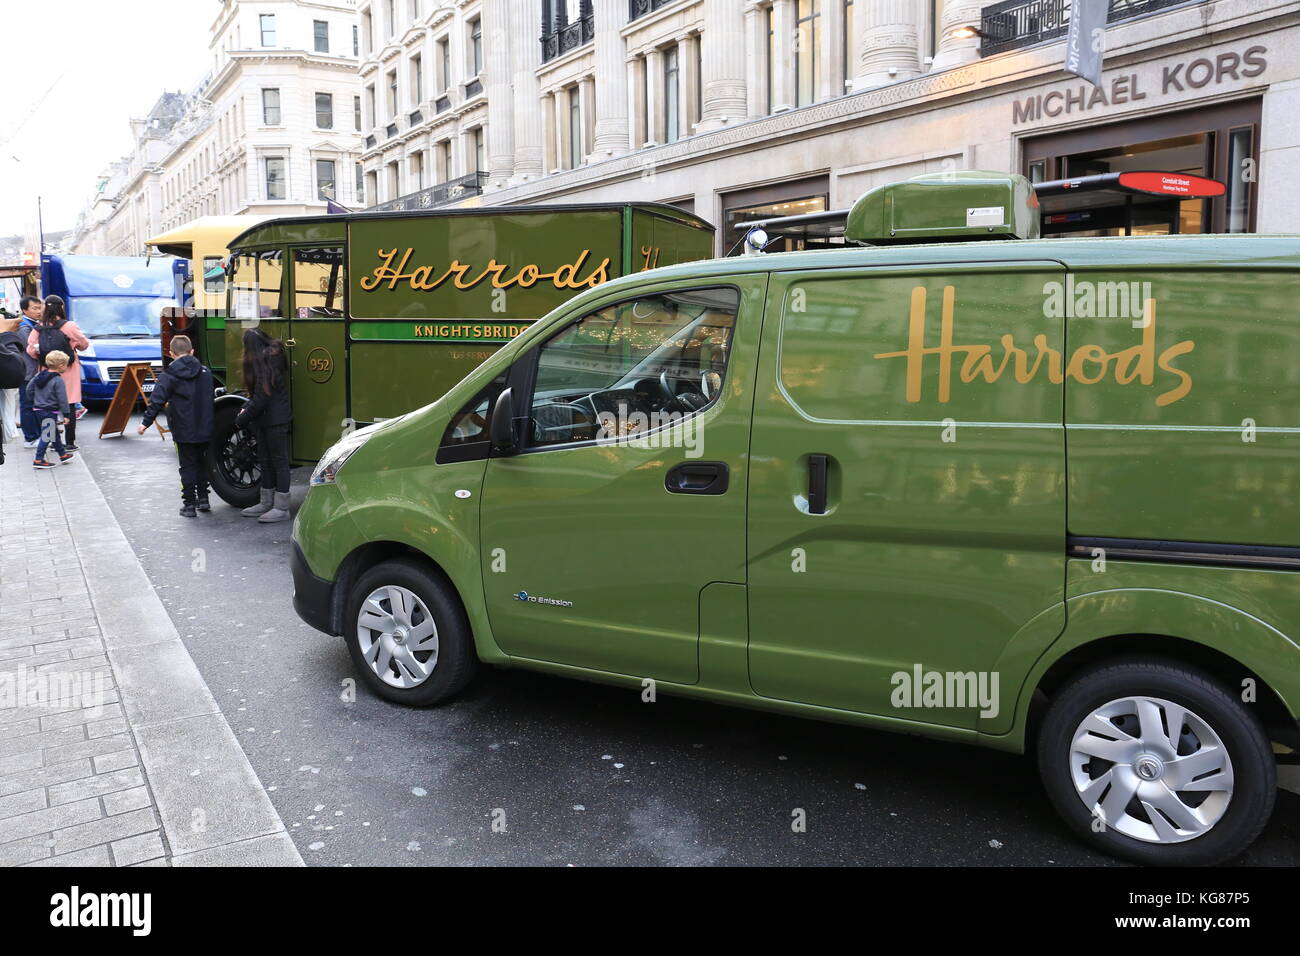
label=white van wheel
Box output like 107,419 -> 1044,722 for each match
1037,658 -> 1275,866
356,585 -> 439,689
343,559 -> 478,706
1067,695 -> 1233,843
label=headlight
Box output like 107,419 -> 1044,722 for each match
310,431 -> 371,486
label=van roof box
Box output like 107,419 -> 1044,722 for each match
844,170 -> 1041,245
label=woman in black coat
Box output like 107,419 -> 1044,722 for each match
235,328 -> 293,522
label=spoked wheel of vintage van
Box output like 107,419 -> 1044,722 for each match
343,559 -> 478,706
1037,658 -> 1275,866
208,402 -> 261,509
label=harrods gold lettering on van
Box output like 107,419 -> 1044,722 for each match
359,248 -> 611,293
873,285 -> 1195,407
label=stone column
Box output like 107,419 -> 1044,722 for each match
627,55 -> 646,150
542,91 -> 557,174
822,0 -> 846,98
854,0 -> 923,90
644,47 -> 664,146
554,86 -> 571,170
483,0 -> 514,187
592,0 -> 630,158
697,0 -> 746,132
511,5 -> 545,183
673,35 -> 691,139
743,3 -> 763,118
577,78 -> 594,163
770,0 -> 796,112
930,0 -> 984,72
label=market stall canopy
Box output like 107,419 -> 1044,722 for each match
145,216 -> 271,259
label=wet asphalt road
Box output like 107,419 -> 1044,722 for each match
75,411 -> 1300,866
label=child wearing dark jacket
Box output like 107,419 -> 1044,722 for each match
139,335 -> 216,518
234,327 -> 293,524
26,350 -> 74,468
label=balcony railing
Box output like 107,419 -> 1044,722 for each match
541,2 -> 594,64
629,0 -> 677,21
979,0 -> 1197,57
366,172 -> 490,213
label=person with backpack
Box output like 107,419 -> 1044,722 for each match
25,350 -> 75,468
138,335 -> 216,517
0,314 -> 29,465
26,295 -> 88,450
234,327 -> 293,523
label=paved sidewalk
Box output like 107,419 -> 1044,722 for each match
0,447 -> 301,866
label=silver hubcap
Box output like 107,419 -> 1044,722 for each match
1069,695 -> 1234,843
356,585 -> 439,689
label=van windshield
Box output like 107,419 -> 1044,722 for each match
70,296 -> 172,338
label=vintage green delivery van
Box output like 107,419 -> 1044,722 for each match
210,202 -> 713,506
290,171 -> 1300,865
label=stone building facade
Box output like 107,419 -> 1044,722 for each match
360,0 -> 1298,251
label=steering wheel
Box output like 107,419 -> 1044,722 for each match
657,371 -> 687,412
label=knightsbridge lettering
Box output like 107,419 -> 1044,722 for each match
872,286 -> 1195,407
359,248 -> 611,292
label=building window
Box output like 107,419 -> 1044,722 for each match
316,92 -> 334,129
261,88 -> 281,126
568,89 -> 582,168
468,17 -> 482,77
664,47 -> 680,144
356,163 -> 366,205
929,0 -> 945,59
353,24 -> 359,57
439,140 -> 453,181
365,85 -> 376,128
259,14 -> 276,47
437,37 -> 450,91
411,151 -> 424,190
265,156 -> 286,200
795,0 -> 821,108
316,159 -> 337,200
843,0 -> 856,90
386,0 -> 396,38
411,54 -> 423,106
410,0 -> 421,19
362,12 -> 372,54
354,95 -> 362,131
314,19 -> 329,53
473,128 -> 486,175
1226,127 -> 1255,234
387,70 -> 399,117
387,161 -> 400,200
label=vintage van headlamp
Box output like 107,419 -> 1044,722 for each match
310,431 -> 372,486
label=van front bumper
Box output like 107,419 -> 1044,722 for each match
291,541 -> 340,636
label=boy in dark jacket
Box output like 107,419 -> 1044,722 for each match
26,350 -> 74,468
139,335 -> 216,517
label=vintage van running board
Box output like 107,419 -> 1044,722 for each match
1068,536 -> 1300,572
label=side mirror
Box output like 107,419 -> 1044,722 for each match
490,387 -> 517,455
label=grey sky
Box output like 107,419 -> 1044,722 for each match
0,0 -> 216,238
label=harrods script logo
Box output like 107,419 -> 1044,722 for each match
359,248 -> 611,292
872,285 -> 1195,407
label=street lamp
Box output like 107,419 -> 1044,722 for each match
953,25 -> 985,40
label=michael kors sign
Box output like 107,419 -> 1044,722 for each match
1013,45 -> 1267,125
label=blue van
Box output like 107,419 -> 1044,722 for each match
40,254 -> 184,403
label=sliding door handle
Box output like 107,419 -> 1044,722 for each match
807,454 -> 828,515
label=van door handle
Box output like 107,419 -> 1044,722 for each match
807,454 -> 828,514
665,461 -> 729,495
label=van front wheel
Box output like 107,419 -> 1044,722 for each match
1037,658 -> 1275,866
343,559 -> 477,706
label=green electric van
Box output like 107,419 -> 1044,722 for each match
290,171 -> 1300,866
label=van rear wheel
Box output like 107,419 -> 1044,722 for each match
343,559 -> 477,707
1037,658 -> 1275,866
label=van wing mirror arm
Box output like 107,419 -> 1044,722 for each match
490,387 -> 518,455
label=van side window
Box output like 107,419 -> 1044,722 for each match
437,372 -> 508,462
203,256 -> 226,294
526,286 -> 738,449
291,247 -> 345,317
230,250 -> 284,319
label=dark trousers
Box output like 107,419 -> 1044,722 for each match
64,414 -> 76,447
176,441 -> 210,504
19,381 -> 39,442
255,423 -> 291,494
33,409 -> 65,459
